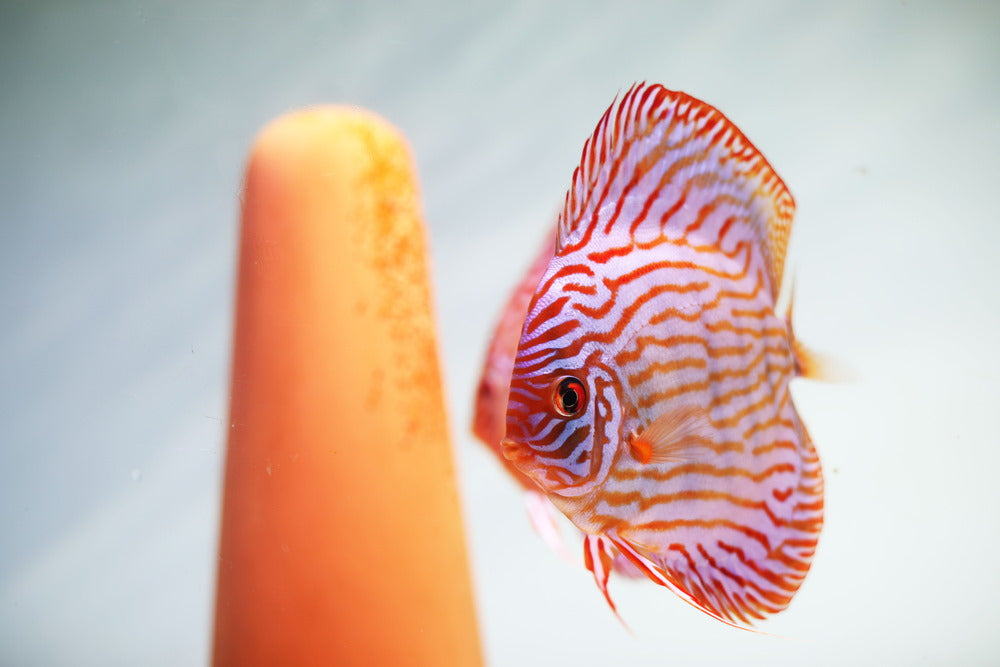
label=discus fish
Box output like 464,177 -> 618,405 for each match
499,83 -> 824,628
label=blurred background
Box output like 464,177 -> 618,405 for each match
1,1 -> 998,664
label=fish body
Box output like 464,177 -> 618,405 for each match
500,83 -> 823,627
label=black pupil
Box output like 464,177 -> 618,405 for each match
560,381 -> 580,414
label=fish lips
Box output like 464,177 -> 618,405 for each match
501,438 -> 577,489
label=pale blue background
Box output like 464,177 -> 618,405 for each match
1,1 -> 998,664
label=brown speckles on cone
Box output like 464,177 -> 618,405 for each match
213,107 -> 481,666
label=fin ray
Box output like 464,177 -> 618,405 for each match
583,534 -> 630,629
629,405 -> 714,464
606,532 -> 766,633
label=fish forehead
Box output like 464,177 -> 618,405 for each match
511,258 -> 598,379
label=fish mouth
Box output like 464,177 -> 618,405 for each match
501,438 -> 575,489
500,438 -> 524,463
501,438 -> 540,478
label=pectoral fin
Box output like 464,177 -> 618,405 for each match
628,405 -> 714,465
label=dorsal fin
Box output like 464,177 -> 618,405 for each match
556,82 -> 795,298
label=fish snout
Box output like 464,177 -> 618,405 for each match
502,438 -> 545,484
500,438 -> 523,463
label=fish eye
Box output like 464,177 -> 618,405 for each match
552,376 -> 586,418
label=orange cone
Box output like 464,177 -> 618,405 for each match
212,107 -> 482,666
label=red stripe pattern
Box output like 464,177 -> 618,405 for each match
502,83 -> 823,626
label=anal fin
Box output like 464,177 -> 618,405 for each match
605,531 -> 764,633
583,534 -> 630,630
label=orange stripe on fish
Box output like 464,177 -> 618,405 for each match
479,82 -> 824,628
